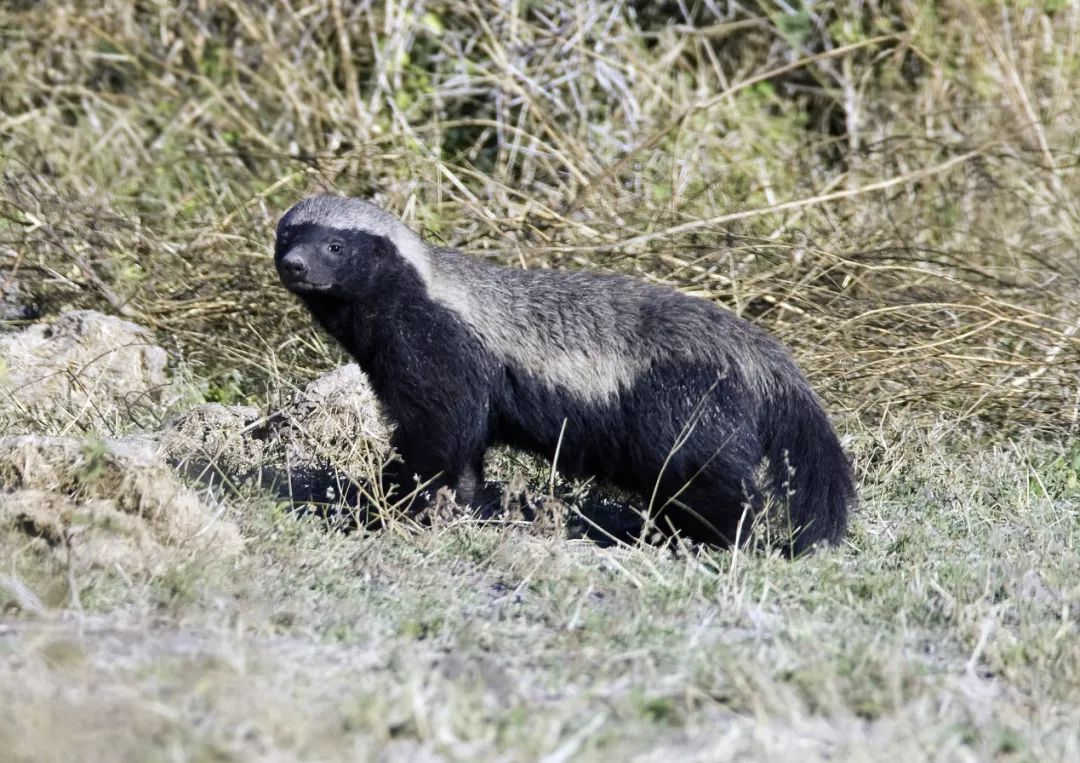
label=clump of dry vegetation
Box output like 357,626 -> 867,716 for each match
1,1 -> 1078,761
0,433 -> 241,610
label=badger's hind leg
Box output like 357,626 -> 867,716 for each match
650,470 -> 766,547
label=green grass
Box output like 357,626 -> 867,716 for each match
1,0 -> 1079,760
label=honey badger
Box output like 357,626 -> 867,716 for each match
275,195 -> 854,553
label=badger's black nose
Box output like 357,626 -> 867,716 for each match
280,254 -> 308,280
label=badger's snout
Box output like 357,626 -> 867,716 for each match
279,252 -> 308,280
277,245 -> 333,293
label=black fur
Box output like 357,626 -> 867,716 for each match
275,202 -> 854,554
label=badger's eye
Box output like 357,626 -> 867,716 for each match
327,242 -> 343,254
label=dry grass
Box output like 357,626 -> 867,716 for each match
1,1 -> 1080,760
1,0 -> 1077,433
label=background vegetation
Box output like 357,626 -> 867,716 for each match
1,1 -> 1078,760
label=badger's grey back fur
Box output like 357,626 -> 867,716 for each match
276,195 -> 855,553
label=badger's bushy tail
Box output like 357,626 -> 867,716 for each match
761,387 -> 854,555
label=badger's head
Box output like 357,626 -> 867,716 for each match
274,196 -> 431,301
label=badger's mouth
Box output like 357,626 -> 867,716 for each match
283,279 -> 334,294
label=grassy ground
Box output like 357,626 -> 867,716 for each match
1,1 -> 1079,760
2,427 -> 1078,761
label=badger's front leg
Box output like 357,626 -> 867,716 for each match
380,429 -> 485,513
449,459 -> 484,507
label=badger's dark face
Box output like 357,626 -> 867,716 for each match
275,222 -> 394,302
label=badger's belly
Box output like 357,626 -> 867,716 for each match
490,358 -> 760,491
491,363 -> 626,477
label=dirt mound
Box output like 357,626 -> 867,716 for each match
158,364 -> 390,527
161,402 -> 268,476
0,434 -> 241,610
287,364 -> 388,459
163,363 -> 389,482
0,310 -> 177,431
